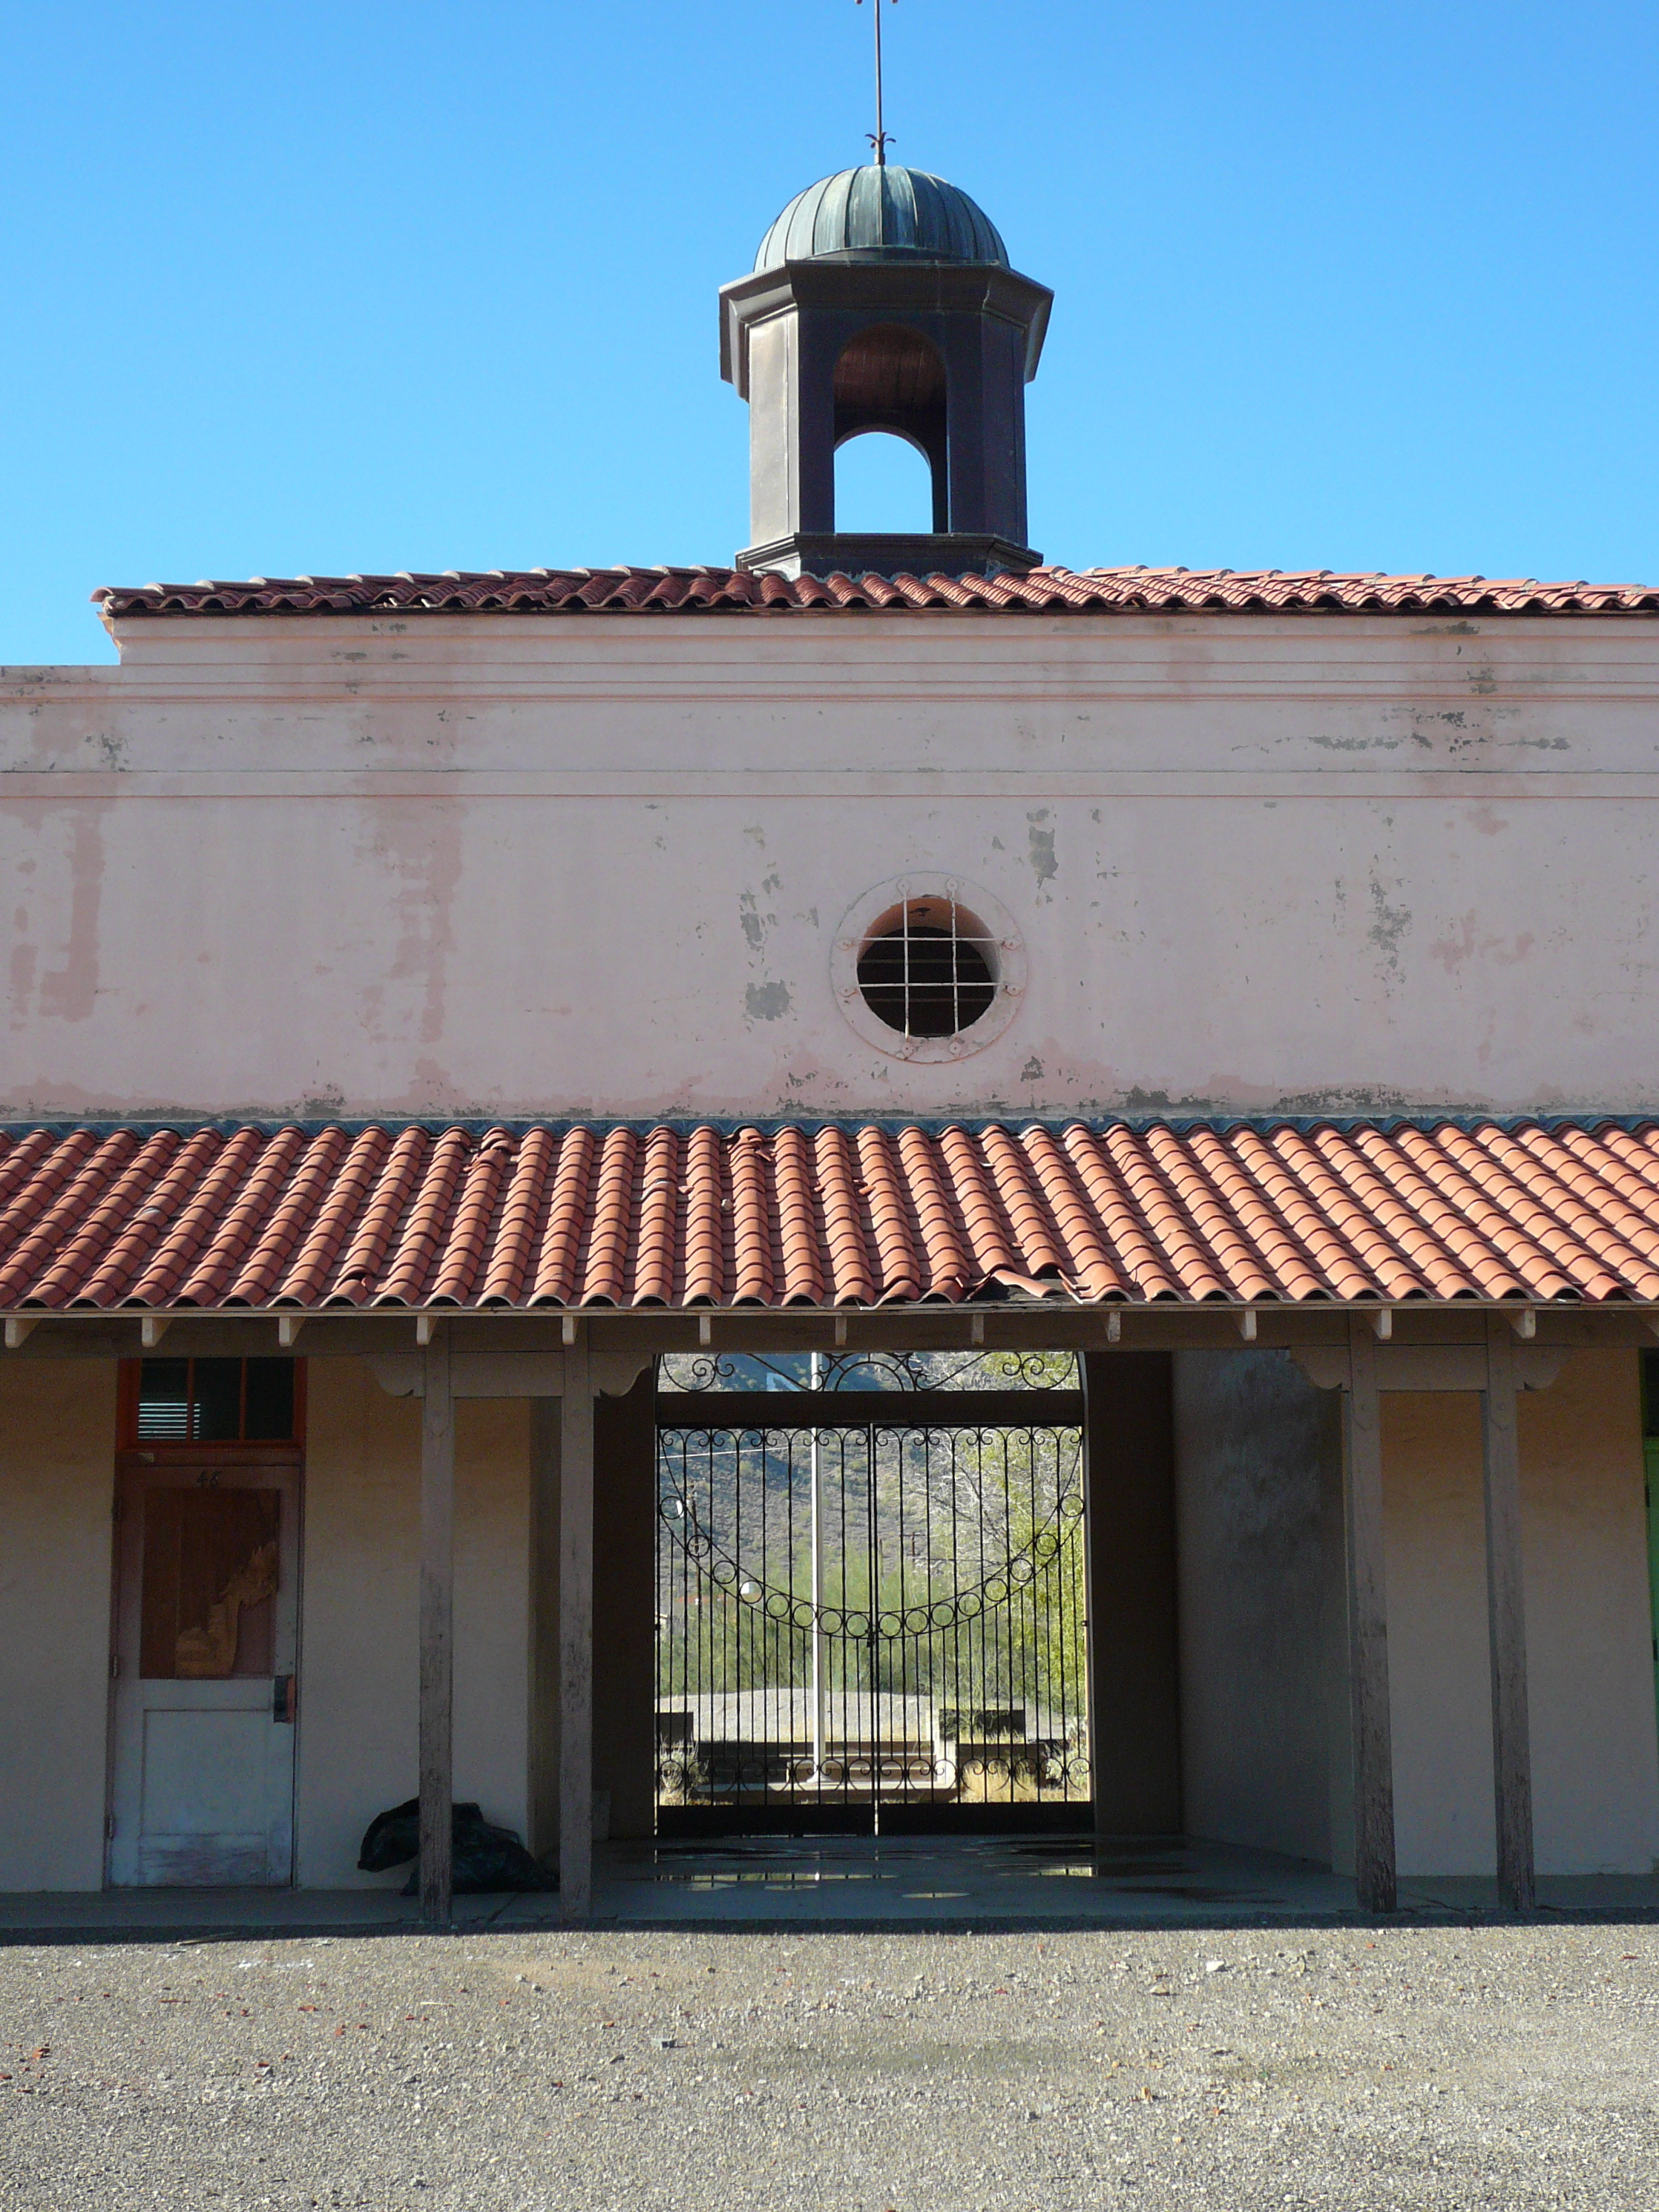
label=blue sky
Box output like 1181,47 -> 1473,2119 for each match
1,1 -> 1655,663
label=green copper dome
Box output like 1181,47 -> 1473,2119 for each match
755,165 -> 1010,273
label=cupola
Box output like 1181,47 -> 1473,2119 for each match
720,163 -> 1052,579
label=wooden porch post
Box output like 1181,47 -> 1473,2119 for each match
418,1321 -> 455,1926
1344,1314 -> 1396,1913
559,1326 -> 596,1923
1482,1312 -> 1536,1912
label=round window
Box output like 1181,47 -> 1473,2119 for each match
832,878 -> 1027,1062
855,895 -> 997,1038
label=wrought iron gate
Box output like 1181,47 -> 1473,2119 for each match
655,1353 -> 1091,1834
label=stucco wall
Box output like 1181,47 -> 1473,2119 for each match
1175,1344 -> 1659,1879
3,613 -> 1658,1120
296,1360 -> 531,1888
1173,1349 -> 1344,1864
0,1360 -> 116,1889
1384,1350 -> 1659,1877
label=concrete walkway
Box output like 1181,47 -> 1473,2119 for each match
4,1834 -> 1657,1941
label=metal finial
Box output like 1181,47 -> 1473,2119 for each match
857,0 -> 896,166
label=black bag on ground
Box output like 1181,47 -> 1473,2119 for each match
357,1798 -> 557,1893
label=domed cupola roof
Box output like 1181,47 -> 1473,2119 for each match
755,165 -> 1009,273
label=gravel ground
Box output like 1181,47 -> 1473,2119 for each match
1,1923 -> 1656,2209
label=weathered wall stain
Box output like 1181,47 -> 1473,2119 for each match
1027,809 -> 1057,885
737,889 -> 766,952
353,796 -> 461,1054
1367,874 -> 1411,980
36,806 -> 105,1024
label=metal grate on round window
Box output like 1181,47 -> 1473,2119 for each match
855,895 -> 998,1038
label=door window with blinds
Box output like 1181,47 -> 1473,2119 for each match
125,1357 -> 300,1446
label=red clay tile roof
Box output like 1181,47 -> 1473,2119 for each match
91,566 -> 1659,621
2,1119 -> 1659,1314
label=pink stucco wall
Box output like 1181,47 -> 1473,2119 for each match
1,609 -> 1656,1120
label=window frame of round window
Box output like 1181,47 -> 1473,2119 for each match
831,877 -> 1028,1062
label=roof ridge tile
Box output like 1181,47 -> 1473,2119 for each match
91,566 -> 1659,620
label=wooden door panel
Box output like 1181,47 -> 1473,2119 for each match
138,1702 -> 282,1883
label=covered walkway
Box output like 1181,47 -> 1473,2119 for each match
6,1114 -> 1659,1925
4,1837 -> 1658,1945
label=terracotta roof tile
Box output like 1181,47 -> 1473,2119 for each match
526,1129 -> 584,1306
772,1125 -> 824,1309
4,1117 -> 1659,1316
984,1128 -> 1068,1282
896,1124 -> 972,1303
814,1126 -> 873,1307
229,1126 -> 350,1306
1059,1128 -> 1181,1302
1016,1128 -> 1120,1302
632,1125 -> 683,1309
36,1131 -> 177,1309
175,1125 -> 307,1306
856,1127 -> 922,1304
91,566 -> 1659,622
680,1125 -> 726,1308
938,1125 -> 1022,1286
1262,1127 -> 1441,1301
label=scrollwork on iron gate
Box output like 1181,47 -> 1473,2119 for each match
654,1378 -> 1091,1823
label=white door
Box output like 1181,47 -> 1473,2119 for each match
109,1455 -> 301,1886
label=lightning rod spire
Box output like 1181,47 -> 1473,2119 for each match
858,0 -> 896,166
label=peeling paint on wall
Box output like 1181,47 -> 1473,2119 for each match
1367,875 -> 1411,980
25,806 -> 107,1024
